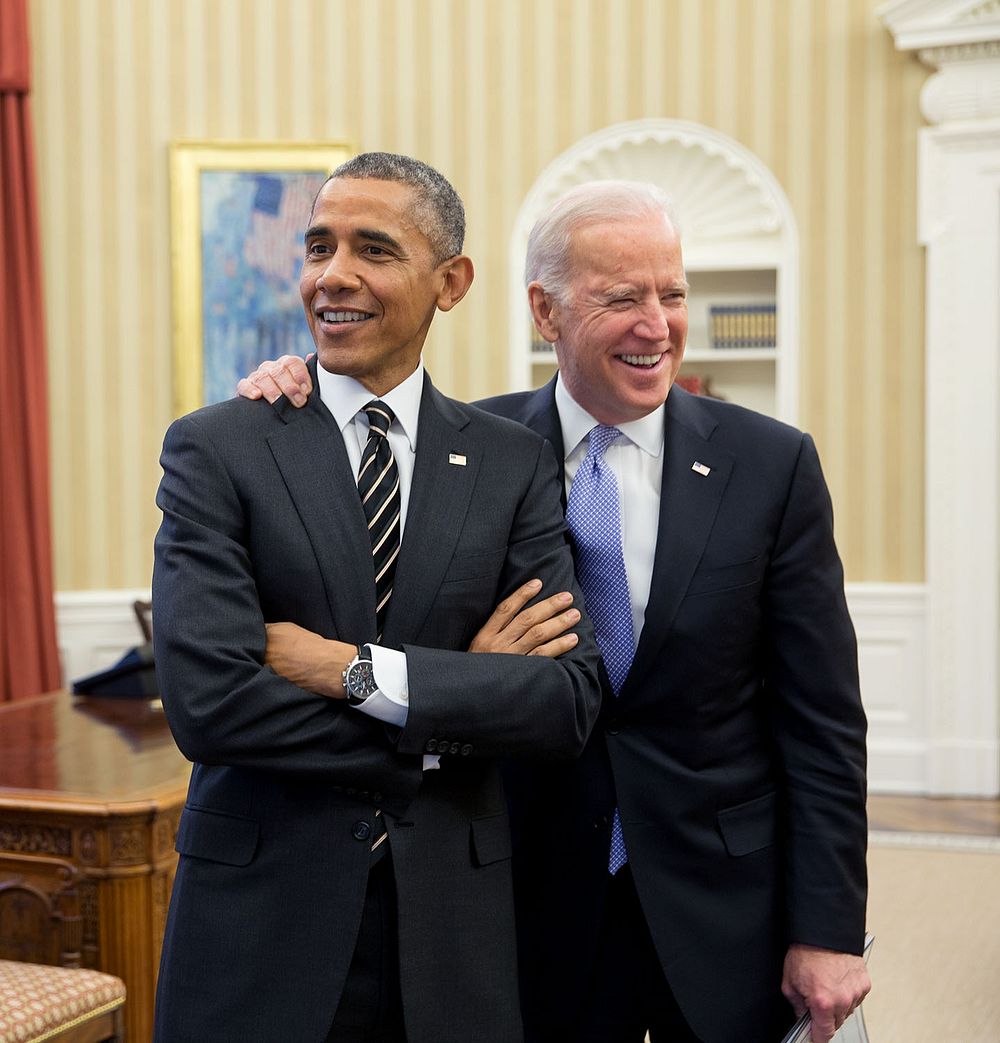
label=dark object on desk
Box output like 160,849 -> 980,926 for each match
71,642 -> 158,698
132,598 -> 153,641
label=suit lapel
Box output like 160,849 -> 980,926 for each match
265,364 -> 377,642
623,388 -> 733,694
522,378 -> 568,506
383,374 -> 479,646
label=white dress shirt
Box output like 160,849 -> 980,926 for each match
555,375 -> 664,646
316,363 -> 436,765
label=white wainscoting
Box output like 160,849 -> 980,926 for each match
846,583 -> 928,794
56,583 -> 983,795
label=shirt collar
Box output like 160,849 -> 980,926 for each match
554,372 -> 664,460
316,361 -> 424,452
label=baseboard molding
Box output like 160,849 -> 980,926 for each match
55,583 -> 994,795
869,830 -> 1000,854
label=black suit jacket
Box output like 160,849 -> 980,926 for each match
151,368 -> 602,1043
479,378 -> 868,1043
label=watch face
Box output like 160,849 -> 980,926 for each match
346,660 -> 378,702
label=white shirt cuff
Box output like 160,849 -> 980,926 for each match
351,645 -> 439,771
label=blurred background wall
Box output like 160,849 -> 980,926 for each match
27,0 -> 925,592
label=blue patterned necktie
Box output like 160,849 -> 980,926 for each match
566,425 -> 634,875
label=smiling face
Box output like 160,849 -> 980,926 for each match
529,213 -> 688,426
299,177 -> 472,396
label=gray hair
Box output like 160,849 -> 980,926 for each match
322,152 -> 465,263
524,180 -> 681,301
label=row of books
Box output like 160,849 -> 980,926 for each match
708,302 -> 776,349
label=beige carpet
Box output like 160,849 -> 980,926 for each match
863,831 -> 1000,1043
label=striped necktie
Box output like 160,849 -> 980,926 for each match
357,401 -> 401,642
566,425 -> 634,875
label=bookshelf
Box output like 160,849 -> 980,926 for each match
510,119 -> 799,424
681,265 -> 780,418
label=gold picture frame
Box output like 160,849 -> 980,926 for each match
169,140 -> 353,416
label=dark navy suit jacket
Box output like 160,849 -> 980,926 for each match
151,367 -> 602,1043
479,378 -> 868,1043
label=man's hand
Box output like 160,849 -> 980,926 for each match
237,354 -> 314,406
469,579 -> 581,657
781,943 -> 872,1043
264,622 -> 355,699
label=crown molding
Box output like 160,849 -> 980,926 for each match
880,1 -> 1000,122
878,0 -> 1000,52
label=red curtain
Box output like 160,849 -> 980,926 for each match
0,0 -> 61,702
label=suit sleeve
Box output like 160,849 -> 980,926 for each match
397,438 -> 604,761
764,433 -> 868,955
152,413 -> 423,809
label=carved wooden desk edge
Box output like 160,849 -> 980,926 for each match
0,692 -> 192,1043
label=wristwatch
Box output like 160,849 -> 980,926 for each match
342,644 -> 379,706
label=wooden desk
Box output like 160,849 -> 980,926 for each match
0,692 -> 191,1043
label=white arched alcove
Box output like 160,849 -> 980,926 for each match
507,118 -> 800,424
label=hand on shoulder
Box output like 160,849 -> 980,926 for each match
237,354 -> 314,406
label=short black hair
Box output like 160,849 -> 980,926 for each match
323,152 -> 465,263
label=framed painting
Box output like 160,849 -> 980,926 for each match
169,141 -> 353,415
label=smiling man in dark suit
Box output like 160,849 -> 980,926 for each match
240,179 -> 871,1043
152,153 -> 601,1043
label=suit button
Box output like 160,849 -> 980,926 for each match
352,821 -> 372,842
372,792 -> 383,803
460,744 -> 473,756
425,739 -> 438,753
449,742 -> 461,755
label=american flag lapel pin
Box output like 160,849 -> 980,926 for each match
449,453 -> 467,466
691,461 -> 711,477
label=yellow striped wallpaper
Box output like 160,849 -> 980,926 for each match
28,0 -> 927,589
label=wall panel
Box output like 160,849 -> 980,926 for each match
27,0 -> 926,589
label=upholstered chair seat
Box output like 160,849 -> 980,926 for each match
0,960 -> 125,1043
